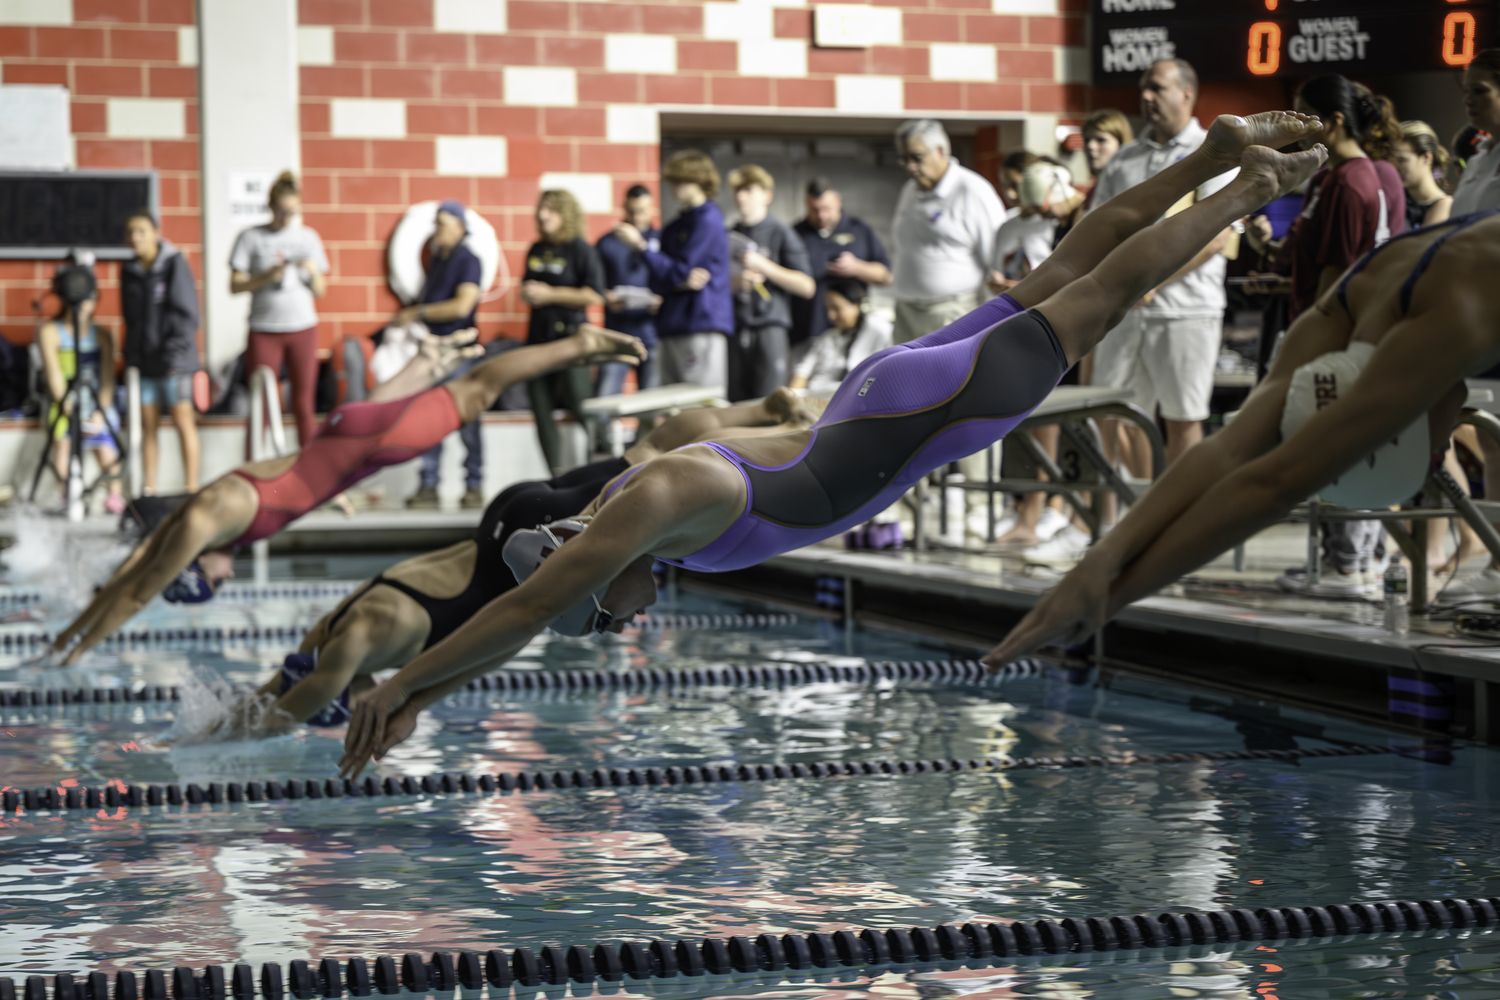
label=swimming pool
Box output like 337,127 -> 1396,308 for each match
4,559 -> 1500,999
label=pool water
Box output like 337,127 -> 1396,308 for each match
3,557 -> 1500,999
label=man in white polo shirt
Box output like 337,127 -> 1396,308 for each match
890,119 -> 1007,344
1090,58 -> 1236,467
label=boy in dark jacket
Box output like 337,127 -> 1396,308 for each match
121,210 -> 201,492
612,150 -> 732,390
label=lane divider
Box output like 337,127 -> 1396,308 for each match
0,744 -> 1389,815
1,893 -> 1492,996
0,657 -> 1041,709
0,613 -> 803,654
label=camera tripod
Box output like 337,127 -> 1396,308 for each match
28,324 -> 128,520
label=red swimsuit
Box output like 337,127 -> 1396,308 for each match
229,387 -> 463,546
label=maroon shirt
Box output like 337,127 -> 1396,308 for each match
1280,157 -> 1406,318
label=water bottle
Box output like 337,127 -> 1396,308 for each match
1383,560 -> 1409,636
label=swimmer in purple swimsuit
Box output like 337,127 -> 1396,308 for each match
340,112 -> 1329,777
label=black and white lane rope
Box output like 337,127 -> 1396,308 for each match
0,657 -> 1044,709
1,744 -> 1390,814
2,894 -> 1496,997
0,612 -> 802,654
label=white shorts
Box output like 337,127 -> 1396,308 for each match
1091,311 -> 1221,423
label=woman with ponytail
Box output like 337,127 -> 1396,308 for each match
1453,49 -> 1500,216
229,170 -> 329,453
1244,74 -> 1407,599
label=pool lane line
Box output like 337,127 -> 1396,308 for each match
0,612 -> 802,654
3,895 -> 1497,997
0,655 -> 1040,709
0,743 -> 1392,814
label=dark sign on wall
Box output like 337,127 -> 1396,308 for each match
0,171 -> 158,260
1091,0 -> 1497,87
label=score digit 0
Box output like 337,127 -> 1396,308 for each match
1444,11 -> 1476,67
1247,21 -> 1281,75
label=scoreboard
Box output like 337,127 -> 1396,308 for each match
1091,0 -> 1497,87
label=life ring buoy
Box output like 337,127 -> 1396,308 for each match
386,201 -> 508,305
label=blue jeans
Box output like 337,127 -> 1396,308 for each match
420,418 -> 482,490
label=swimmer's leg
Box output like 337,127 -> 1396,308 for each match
445,329 -> 644,422
1013,112 -> 1322,308
1039,145 -> 1328,364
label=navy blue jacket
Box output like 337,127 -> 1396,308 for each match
641,201 -> 732,338
595,229 -> 659,347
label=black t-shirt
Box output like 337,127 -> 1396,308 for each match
524,237 -> 605,344
790,214 -> 890,344
732,216 -> 811,332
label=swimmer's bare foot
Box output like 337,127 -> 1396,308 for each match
419,328 -> 484,378
573,325 -> 647,366
1201,111 -> 1321,163
1238,144 -> 1329,200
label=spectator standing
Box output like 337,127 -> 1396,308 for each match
1392,122 -> 1452,229
791,177 -> 891,353
789,277 -> 892,395
120,209 -> 201,494
890,119 -> 1007,343
1081,110 -> 1135,212
1089,58 -> 1238,469
726,165 -> 814,401
1244,73 -> 1407,598
595,184 -> 662,401
397,200 -> 484,509
1452,50 -> 1500,215
613,150 -> 732,390
520,189 -> 606,474
229,170 -> 328,454
38,272 -> 124,512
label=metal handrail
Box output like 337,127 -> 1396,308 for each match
124,367 -> 142,499
246,366 -> 288,585
247,365 -> 288,462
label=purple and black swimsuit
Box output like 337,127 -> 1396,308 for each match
610,294 -> 1070,572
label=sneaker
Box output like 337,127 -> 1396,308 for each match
1441,566 -> 1500,599
1034,506 -> 1070,543
103,493 -> 126,515
460,488 -> 485,510
1275,567 -> 1377,598
405,486 -> 440,510
1022,525 -> 1092,566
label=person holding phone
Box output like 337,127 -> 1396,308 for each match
230,170 -> 329,454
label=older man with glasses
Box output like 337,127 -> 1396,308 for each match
889,119 -> 1007,344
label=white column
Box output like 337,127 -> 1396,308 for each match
196,0 -> 300,374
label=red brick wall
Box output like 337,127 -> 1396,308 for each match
0,0 -> 199,346
0,0 -> 1088,353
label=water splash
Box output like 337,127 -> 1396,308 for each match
156,665 -> 294,746
3,505 -> 132,616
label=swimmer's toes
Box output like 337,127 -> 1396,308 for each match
1202,111 -> 1319,162
1241,144 -> 1327,199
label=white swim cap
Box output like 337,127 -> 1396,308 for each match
1280,342 -> 1430,508
1020,162 -> 1076,212
501,518 -> 613,637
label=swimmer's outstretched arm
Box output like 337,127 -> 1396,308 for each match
49,483 -> 254,665
446,326 -> 645,422
987,306 -> 1482,664
1010,112 -> 1322,310
338,462 -> 739,778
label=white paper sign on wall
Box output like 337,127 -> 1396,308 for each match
227,171 -> 276,227
0,85 -> 72,170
